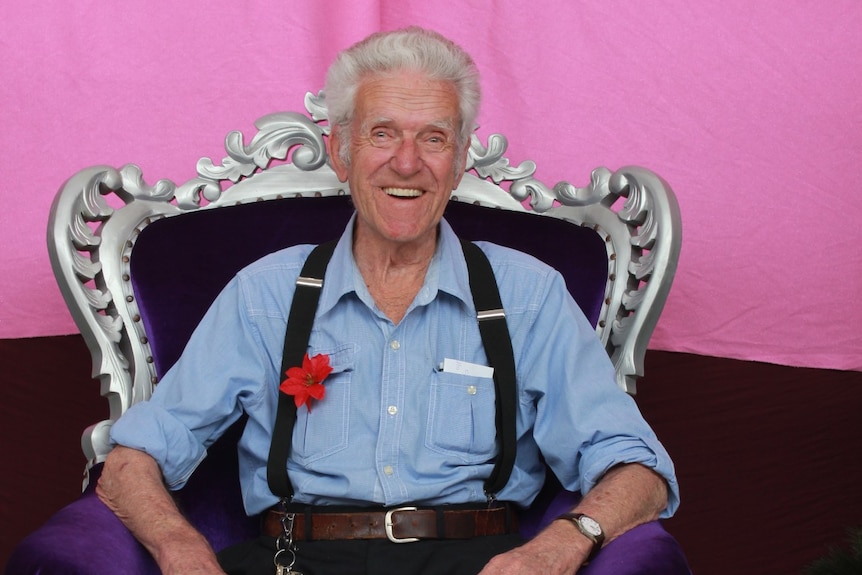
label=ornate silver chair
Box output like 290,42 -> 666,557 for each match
8,92 -> 687,574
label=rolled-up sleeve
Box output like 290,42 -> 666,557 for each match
109,271 -> 275,490
514,267 -> 680,518
110,401 -> 209,489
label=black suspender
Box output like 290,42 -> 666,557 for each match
266,239 -> 517,500
266,240 -> 337,498
459,240 -> 518,497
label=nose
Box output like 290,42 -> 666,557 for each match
389,136 -> 423,177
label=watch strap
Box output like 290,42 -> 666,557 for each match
556,512 -> 605,561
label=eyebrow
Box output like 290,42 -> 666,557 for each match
360,117 -> 457,134
426,119 -> 457,133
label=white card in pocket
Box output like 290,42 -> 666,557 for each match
438,358 -> 494,379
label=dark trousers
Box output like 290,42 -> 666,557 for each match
218,534 -> 526,575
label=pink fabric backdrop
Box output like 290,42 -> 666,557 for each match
1,1 -> 860,371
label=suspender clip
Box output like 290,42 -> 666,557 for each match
477,308 -> 506,321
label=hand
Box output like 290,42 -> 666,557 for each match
154,547 -> 227,575
480,463 -> 669,574
477,520 -> 591,575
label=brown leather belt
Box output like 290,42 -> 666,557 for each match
263,505 -> 518,543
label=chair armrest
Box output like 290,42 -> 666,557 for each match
582,520 -> 691,574
519,487 -> 691,575
6,478 -> 159,575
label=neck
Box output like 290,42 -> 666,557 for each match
353,227 -> 437,324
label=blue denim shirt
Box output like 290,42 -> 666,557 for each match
111,216 -> 679,517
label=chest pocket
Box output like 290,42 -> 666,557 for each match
291,346 -> 354,463
425,371 -> 497,464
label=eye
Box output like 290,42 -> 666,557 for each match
368,128 -> 397,147
422,132 -> 449,152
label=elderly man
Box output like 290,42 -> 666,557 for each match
97,27 -> 679,575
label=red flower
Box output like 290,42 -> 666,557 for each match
280,353 -> 332,412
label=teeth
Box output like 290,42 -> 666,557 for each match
384,187 -> 422,197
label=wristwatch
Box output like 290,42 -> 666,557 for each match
557,512 -> 605,561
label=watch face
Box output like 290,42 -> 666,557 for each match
579,516 -> 602,537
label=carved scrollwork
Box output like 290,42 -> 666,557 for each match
606,168 -> 682,392
197,112 -> 328,185
554,168 -> 613,207
117,165 -> 179,203
49,167 -> 138,469
304,91 -> 330,130
465,134 -> 616,214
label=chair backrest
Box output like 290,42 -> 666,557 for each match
48,91 -> 681,484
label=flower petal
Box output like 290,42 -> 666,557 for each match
281,352 -> 332,412
308,353 -> 333,382
307,383 -> 326,401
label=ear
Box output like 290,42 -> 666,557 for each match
329,126 -> 349,183
452,139 -> 470,190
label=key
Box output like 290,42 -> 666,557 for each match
274,547 -> 302,575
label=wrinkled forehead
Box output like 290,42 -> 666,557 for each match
352,71 -> 461,129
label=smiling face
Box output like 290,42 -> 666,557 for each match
330,70 -> 469,253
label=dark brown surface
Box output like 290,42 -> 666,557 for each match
1,335 -> 107,571
2,335 -> 860,573
637,351 -> 862,574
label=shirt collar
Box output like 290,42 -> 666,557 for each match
434,218 -> 474,309
316,213 -> 475,317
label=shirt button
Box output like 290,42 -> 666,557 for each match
383,465 -> 394,476
390,340 -> 401,350
467,385 -> 477,395
387,405 -> 398,416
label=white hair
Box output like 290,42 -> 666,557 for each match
324,27 -> 481,164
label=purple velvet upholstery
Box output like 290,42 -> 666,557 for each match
7,466 -> 159,575
7,196 -> 690,573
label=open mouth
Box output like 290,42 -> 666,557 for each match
383,187 -> 423,198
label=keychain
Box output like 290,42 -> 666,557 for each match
273,507 -> 303,575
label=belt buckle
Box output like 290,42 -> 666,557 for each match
384,506 -> 419,543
